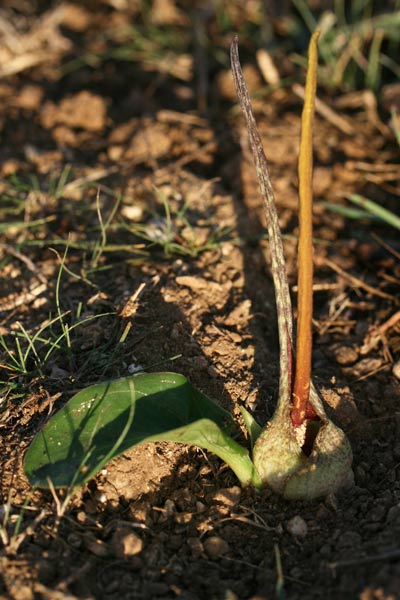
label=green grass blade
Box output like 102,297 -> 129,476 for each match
0,334 -> 23,371
366,28 -> 384,90
321,201 -> 375,220
391,108 -> 400,147
0,217 -> 56,234
346,194 -> 400,230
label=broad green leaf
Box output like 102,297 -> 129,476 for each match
24,372 -> 261,489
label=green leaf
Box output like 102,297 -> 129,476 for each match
321,200 -> 375,221
240,406 -> 263,448
24,372 -> 261,489
346,194 -> 400,231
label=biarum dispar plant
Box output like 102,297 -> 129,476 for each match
24,33 -> 352,500
231,31 -> 352,499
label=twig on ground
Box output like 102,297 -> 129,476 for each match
0,283 -> 47,312
0,53 -> 50,77
315,293 -> 351,337
293,83 -> 354,135
320,257 -> 396,302
0,243 -> 47,284
292,282 -> 341,293
56,559 -> 94,593
33,582 -> 81,600
356,362 -> 391,381
360,310 -> 400,355
63,167 -> 118,192
328,548 -> 400,569
371,234 -> 400,260
0,5 -> 68,77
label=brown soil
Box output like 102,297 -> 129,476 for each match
1,2 -> 400,600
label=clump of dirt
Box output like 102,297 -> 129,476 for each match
0,2 -> 400,600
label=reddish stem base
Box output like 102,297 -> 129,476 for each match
291,401 -> 317,428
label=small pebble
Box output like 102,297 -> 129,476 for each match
190,355 -> 208,369
315,504 -> 330,520
203,536 -> 230,559
128,362 -> 143,374
392,443 -> 400,461
319,544 -> 331,557
168,534 -> 183,550
67,533 -> 81,549
196,501 -> 206,513
112,528 -> 143,558
143,582 -> 169,596
93,490 -> 107,504
84,534 -> 109,557
336,530 -> 361,549
392,360 -> 400,380
286,515 -> 308,538
369,505 -> 386,522
333,345 -> 359,365
212,486 -> 241,507
120,204 -> 143,222
50,365 -> 70,379
386,504 -> 400,523
187,537 -> 203,559
290,566 -> 304,579
355,465 -> 367,485
76,511 -> 86,523
165,498 -> 176,512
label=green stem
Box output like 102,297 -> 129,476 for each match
204,432 -> 263,489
